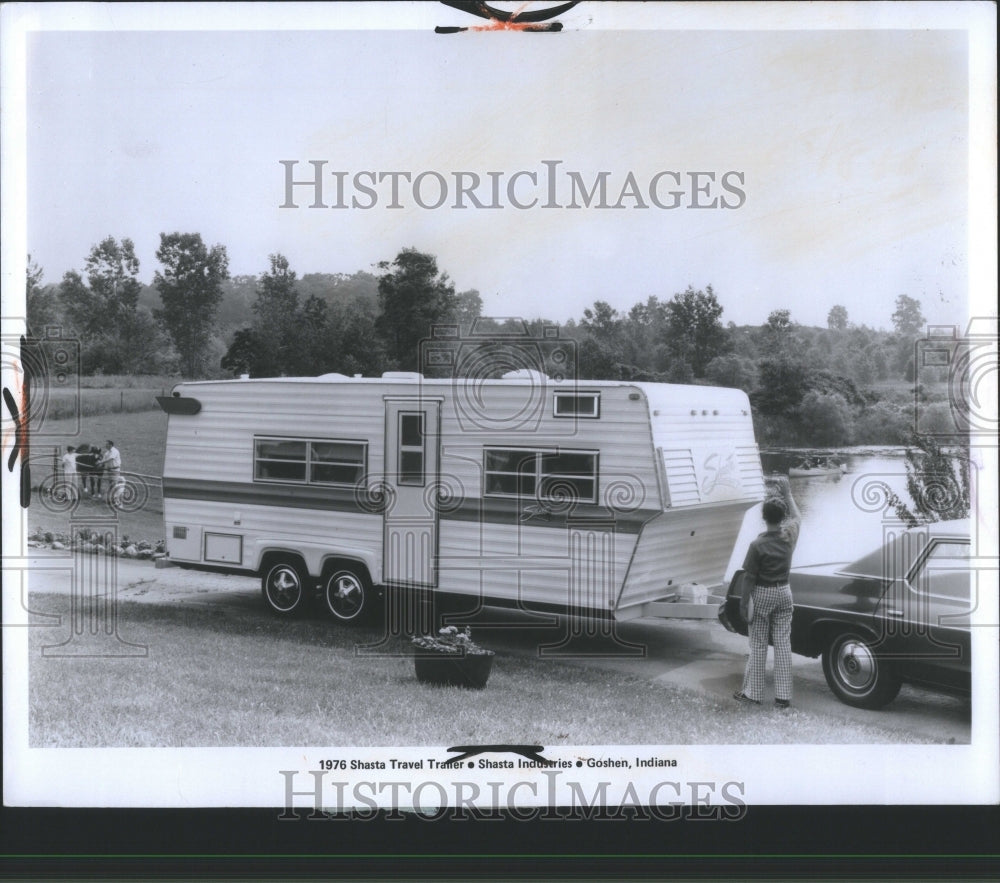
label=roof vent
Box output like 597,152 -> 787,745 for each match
318,372 -> 350,380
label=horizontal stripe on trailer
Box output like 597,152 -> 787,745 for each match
162,477 -> 660,533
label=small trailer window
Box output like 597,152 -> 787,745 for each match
254,437 -> 366,485
553,392 -> 600,418
485,448 -> 597,503
398,412 -> 425,486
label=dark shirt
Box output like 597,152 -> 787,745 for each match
742,519 -> 800,585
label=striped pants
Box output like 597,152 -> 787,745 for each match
740,584 -> 793,703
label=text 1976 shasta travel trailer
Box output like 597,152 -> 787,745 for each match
157,371 -> 764,626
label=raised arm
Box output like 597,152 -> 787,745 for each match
772,475 -> 801,523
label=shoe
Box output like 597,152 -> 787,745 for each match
774,698 -> 791,709
733,691 -> 761,705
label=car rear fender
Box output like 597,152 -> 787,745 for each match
800,617 -> 885,660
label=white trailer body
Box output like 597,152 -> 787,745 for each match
158,373 -> 764,621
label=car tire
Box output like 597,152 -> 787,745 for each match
322,565 -> 375,623
262,559 -> 311,616
822,630 -> 902,709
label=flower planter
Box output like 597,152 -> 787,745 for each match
413,649 -> 495,689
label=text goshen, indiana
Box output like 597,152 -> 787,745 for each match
279,160 -> 746,211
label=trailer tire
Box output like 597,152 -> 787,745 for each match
322,565 -> 374,624
261,559 -> 311,616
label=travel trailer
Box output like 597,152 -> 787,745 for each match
158,371 -> 764,626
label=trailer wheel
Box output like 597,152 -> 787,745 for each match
262,560 -> 310,616
323,565 -> 373,623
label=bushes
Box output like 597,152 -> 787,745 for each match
796,391 -> 854,446
854,402 -> 912,445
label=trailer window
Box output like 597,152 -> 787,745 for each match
398,412 -> 425,486
484,449 -> 537,496
310,441 -> 367,485
484,448 -> 597,503
254,437 -> 366,486
553,392 -> 600,418
254,439 -> 307,481
540,451 -> 597,502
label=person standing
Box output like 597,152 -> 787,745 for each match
76,444 -> 97,496
733,475 -> 801,709
61,446 -> 78,488
99,439 -> 123,500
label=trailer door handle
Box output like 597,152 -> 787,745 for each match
884,607 -> 904,618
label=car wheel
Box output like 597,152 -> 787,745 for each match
822,630 -> 902,709
323,565 -> 373,623
262,560 -> 310,616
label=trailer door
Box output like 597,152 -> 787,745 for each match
383,399 -> 441,587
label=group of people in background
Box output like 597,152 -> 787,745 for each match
60,440 -> 123,500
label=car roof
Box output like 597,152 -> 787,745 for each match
842,519 -> 971,580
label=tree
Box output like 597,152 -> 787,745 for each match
85,236 -> 142,324
576,336 -> 619,380
891,294 -> 924,336
220,327 -> 265,377
662,285 -> 728,377
705,353 -> 757,391
253,253 -> 300,373
891,435 -> 970,526
827,305 -> 849,331
155,232 -> 230,376
796,391 -> 854,446
765,309 -> 792,334
454,289 -> 483,332
59,270 -> 99,337
374,248 -> 457,371
752,357 -> 811,416
26,255 -> 59,333
622,296 -> 668,368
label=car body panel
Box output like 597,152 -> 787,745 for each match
718,519 -> 972,704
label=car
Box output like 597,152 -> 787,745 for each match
718,519 -> 973,709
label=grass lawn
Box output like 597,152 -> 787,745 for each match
28,593 -> 938,748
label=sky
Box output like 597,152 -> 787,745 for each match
11,3 -> 992,332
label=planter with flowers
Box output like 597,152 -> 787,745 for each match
411,626 -> 495,689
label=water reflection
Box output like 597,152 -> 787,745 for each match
726,450 -> 915,576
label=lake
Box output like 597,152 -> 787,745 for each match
725,449 -> 924,576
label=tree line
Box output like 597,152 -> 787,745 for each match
26,236 -> 942,445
